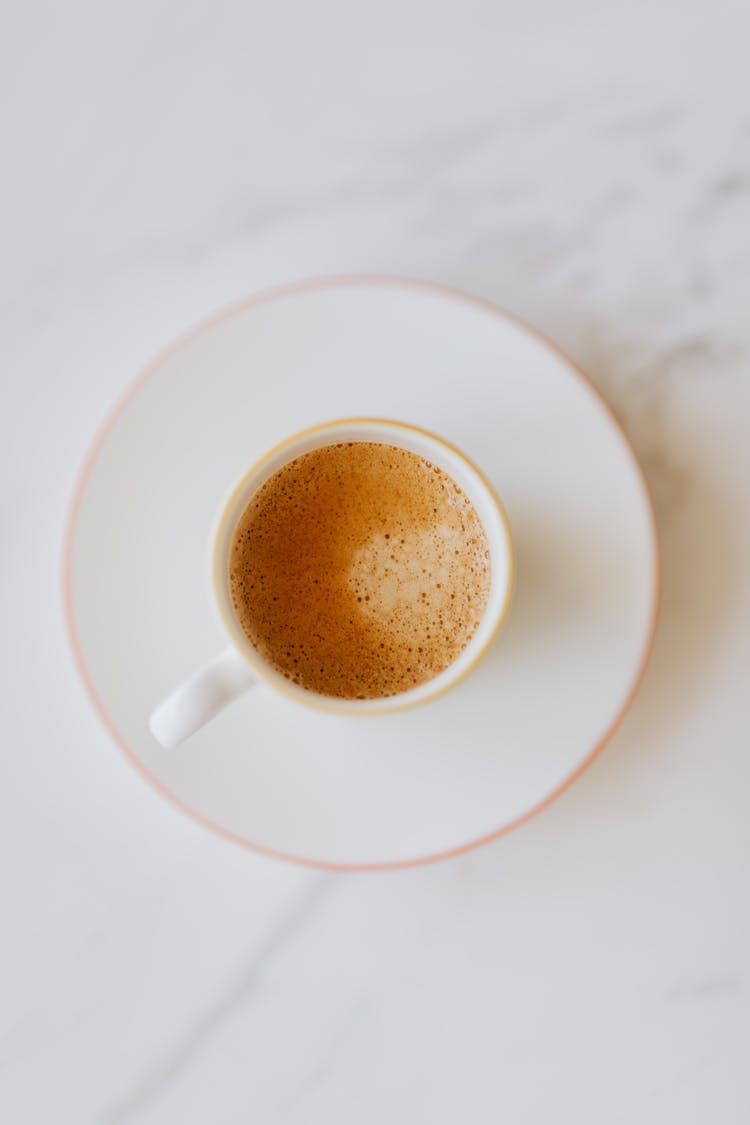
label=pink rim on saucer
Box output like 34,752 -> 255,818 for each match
62,276 -> 661,871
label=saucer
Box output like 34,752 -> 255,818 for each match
64,277 -> 659,869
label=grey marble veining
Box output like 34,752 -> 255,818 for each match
102,875 -> 333,1124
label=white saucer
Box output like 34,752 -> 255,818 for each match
64,277 -> 659,869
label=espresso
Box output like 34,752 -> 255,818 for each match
229,442 -> 491,699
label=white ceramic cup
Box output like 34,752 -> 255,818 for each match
149,418 -> 514,748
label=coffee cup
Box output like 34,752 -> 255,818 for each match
149,418 -> 513,747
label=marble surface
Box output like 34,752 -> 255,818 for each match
2,0 -> 749,1120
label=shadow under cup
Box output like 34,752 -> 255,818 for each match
212,418 -> 515,715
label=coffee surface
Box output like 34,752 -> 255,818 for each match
229,442 -> 491,699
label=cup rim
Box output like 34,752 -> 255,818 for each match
211,416 -> 515,715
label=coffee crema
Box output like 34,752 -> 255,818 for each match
228,442 -> 491,699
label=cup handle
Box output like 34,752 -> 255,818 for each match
149,647 -> 256,748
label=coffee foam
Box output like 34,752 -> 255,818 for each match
229,442 -> 491,699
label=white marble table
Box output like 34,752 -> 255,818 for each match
3,1 -> 749,1121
